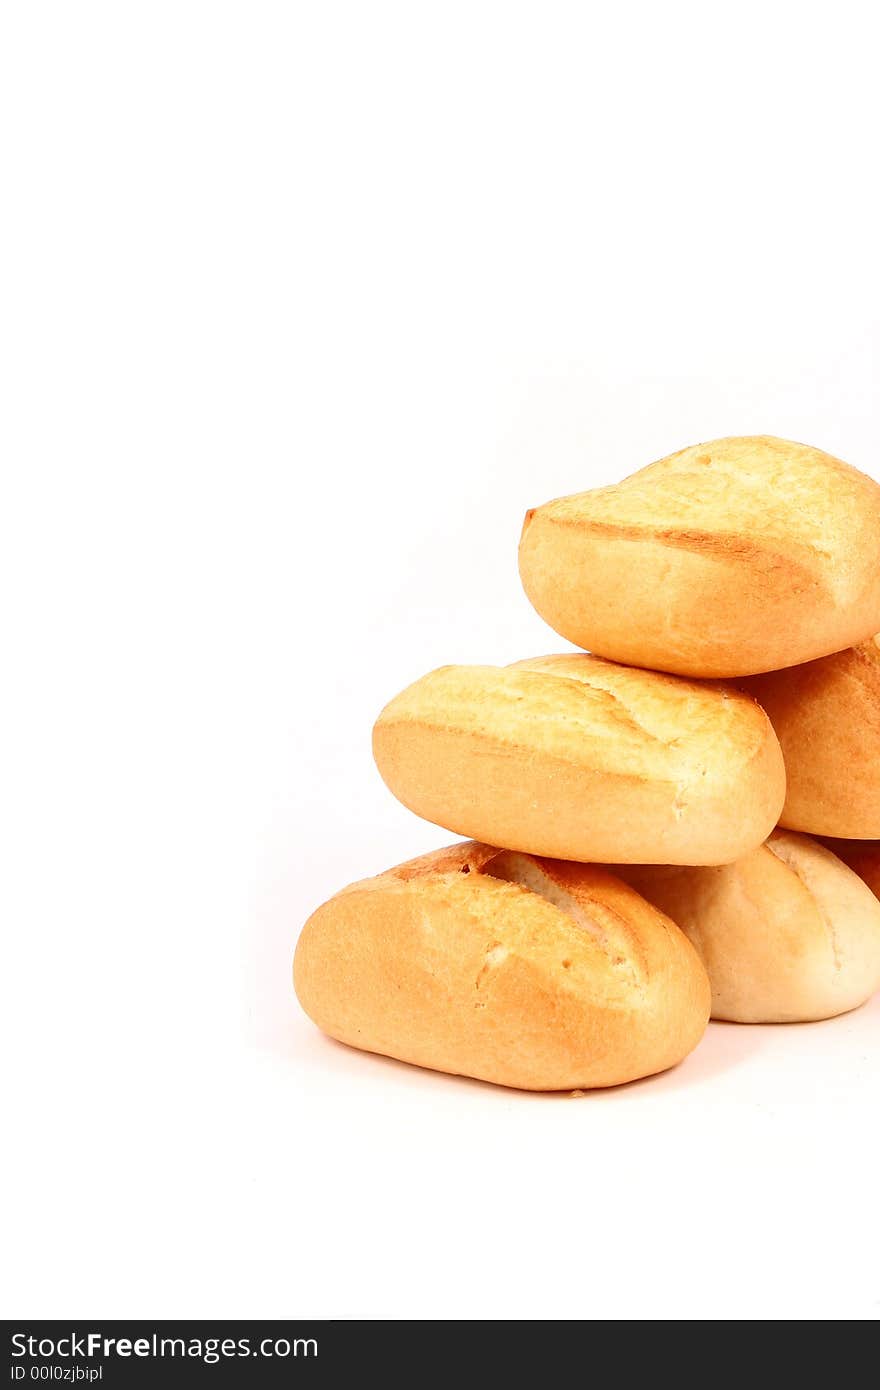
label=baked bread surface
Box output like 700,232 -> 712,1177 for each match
519,435 -> 880,677
818,838 -> 880,898
373,654 -> 785,864
294,841 -> 711,1090
742,635 -> 880,836
616,831 -> 880,1022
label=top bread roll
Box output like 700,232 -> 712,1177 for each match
519,435 -> 880,677
373,653 -> 784,865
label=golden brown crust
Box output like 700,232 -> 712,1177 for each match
519,436 -> 880,677
294,842 -> 711,1090
373,655 -> 785,864
615,831 -> 880,1023
741,636 -> 880,836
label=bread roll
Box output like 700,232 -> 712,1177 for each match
519,435 -> 880,677
616,832 -> 880,1022
741,637 -> 880,836
817,838 -> 880,899
373,654 -> 785,864
294,841 -> 711,1090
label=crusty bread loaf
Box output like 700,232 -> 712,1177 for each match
294,841 -> 711,1089
372,654 -> 785,864
519,436 -> 880,677
615,831 -> 880,1022
817,838 -> 880,899
741,637 -> 880,836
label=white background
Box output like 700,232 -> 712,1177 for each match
3,2 -> 879,1321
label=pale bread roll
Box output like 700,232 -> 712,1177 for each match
616,832 -> 880,1023
294,841 -> 711,1090
817,839 -> 880,900
519,435 -> 880,677
373,654 -> 784,864
742,637 -> 880,836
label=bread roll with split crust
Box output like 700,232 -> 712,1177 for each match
372,654 -> 784,865
519,435 -> 880,677
294,841 -> 711,1090
817,839 -> 880,900
742,636 -> 880,837
615,831 -> 880,1023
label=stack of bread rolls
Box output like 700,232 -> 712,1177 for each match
295,435 -> 880,1090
